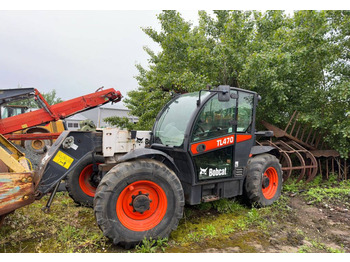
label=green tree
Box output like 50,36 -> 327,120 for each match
112,10 -> 350,157
42,89 -> 64,105
103,116 -> 135,130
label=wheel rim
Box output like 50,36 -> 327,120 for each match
78,163 -> 100,197
262,167 -> 279,199
116,180 -> 168,232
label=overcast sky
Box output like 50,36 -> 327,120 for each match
0,10 -> 203,108
0,1 -> 347,109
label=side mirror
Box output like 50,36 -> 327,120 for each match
217,85 -> 231,102
255,130 -> 274,137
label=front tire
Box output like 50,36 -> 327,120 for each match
244,153 -> 282,207
94,159 -> 184,247
65,154 -> 104,207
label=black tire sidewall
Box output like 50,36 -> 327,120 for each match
66,154 -> 104,207
244,154 -> 283,207
95,160 -> 184,245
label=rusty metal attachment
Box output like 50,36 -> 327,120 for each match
257,140 -> 318,182
260,111 -> 349,182
0,172 -> 36,217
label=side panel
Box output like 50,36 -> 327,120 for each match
234,138 -> 256,170
190,134 -> 252,180
149,145 -> 195,185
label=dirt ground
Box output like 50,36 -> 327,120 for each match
197,194 -> 350,253
269,195 -> 350,253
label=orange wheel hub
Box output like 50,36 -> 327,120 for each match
116,180 -> 167,231
78,163 -> 100,197
32,140 -> 44,150
262,167 -> 279,199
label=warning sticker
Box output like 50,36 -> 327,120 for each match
52,151 -> 74,169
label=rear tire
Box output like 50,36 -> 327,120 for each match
66,154 -> 104,207
244,153 -> 282,207
24,132 -> 51,154
94,159 -> 184,247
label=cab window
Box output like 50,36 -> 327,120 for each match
237,92 -> 254,133
191,93 -> 237,142
154,92 -> 210,147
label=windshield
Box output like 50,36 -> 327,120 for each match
154,91 -> 210,147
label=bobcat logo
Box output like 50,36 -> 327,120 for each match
136,137 -> 144,143
199,167 -> 208,176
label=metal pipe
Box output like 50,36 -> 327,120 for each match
42,180 -> 61,213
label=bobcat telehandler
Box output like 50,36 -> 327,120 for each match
0,85 -> 282,248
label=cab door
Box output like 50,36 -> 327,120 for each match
189,92 -> 238,181
234,91 -> 256,170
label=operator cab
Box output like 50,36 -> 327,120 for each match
151,86 -> 258,204
0,105 -> 29,119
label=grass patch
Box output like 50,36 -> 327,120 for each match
169,197 -> 276,251
283,174 -> 350,205
211,198 -> 246,214
298,239 -> 345,253
305,187 -> 350,204
0,192 -> 114,253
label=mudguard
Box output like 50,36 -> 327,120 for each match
117,148 -> 180,174
250,145 -> 280,157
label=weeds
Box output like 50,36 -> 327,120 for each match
233,218 -> 248,231
202,224 -> 217,237
212,199 -> 245,214
283,174 -> 350,205
222,225 -> 235,234
135,238 -> 168,253
184,224 -> 218,242
298,239 -> 345,253
195,202 -> 212,211
305,187 -> 350,204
